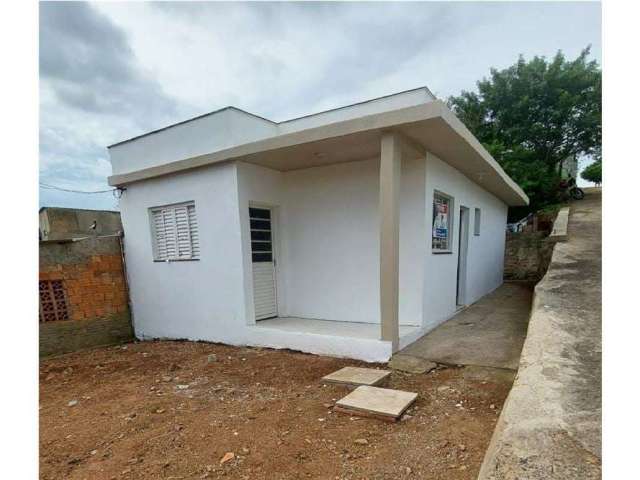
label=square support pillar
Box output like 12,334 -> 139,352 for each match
379,131 -> 401,352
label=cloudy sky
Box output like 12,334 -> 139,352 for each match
40,1 -> 601,210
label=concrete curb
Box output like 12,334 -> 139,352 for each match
548,207 -> 570,242
477,199 -> 601,479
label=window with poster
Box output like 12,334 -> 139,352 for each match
432,191 -> 453,252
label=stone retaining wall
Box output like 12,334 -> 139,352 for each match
504,231 -> 554,281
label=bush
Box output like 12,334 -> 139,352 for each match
581,161 -> 602,184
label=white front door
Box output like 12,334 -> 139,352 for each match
249,207 -> 277,320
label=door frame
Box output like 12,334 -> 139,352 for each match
456,206 -> 470,306
248,202 -> 279,321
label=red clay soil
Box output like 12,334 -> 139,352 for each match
40,341 -> 514,480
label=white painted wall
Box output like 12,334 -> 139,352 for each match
117,160 -> 397,361
117,162 -> 250,344
119,151 -> 505,332
236,157 -> 425,327
115,149 -> 507,360
422,152 -> 508,332
109,108 -> 278,175
236,162 -> 286,323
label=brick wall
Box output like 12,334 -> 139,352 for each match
504,231 -> 554,281
39,236 -> 133,357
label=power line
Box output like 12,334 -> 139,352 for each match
39,182 -> 116,194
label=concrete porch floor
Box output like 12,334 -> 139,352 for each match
394,282 -> 533,370
247,317 -> 422,362
256,317 -> 419,339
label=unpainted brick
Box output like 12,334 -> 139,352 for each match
40,238 -> 131,350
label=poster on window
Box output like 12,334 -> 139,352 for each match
433,202 -> 449,239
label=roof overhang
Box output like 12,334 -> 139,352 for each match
108,100 -> 528,206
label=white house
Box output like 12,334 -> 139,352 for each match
107,87 -> 528,362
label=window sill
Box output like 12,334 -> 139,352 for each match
153,258 -> 200,263
432,250 -> 453,255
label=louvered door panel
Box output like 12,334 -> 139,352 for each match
250,207 -> 277,320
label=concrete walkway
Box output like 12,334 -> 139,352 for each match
479,190 -> 602,479
392,282 -> 533,370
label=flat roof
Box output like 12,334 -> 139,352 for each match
278,86 -> 436,125
107,107 -> 277,149
108,100 -> 529,206
107,86 -> 435,149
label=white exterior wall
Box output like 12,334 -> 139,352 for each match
236,162 -> 286,323
118,160 -> 397,361
235,158 -> 425,327
116,151 -> 507,361
121,155 -> 507,346
422,152 -> 508,332
118,162 -> 249,343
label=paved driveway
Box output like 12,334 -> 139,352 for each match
394,282 -> 533,370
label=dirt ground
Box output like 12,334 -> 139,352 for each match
40,341 -> 515,480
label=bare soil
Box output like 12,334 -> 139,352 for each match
40,341 -> 514,480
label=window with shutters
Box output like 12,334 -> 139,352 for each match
150,202 -> 200,261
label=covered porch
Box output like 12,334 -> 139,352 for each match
230,102 -> 527,361
237,129 -> 424,360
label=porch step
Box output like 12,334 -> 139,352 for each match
321,366 -> 390,387
334,385 -> 418,422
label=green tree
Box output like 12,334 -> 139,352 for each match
448,48 -> 601,213
581,161 -> 602,185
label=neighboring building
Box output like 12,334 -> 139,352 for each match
38,207 -> 131,356
39,235 -> 133,356
107,87 -> 528,362
39,206 -> 122,241
561,154 -> 579,179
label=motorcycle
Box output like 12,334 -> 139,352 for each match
559,177 -> 584,200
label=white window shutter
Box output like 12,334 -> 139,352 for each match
152,210 -> 168,260
162,208 -> 178,259
187,204 -> 200,258
150,202 -> 200,261
174,205 -> 192,258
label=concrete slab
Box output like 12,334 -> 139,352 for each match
335,385 -> 417,421
249,317 -> 420,362
388,354 -> 437,374
321,366 -> 390,386
393,282 -> 533,370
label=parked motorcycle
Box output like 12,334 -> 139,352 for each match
559,177 -> 584,200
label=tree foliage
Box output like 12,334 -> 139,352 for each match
581,161 -> 602,185
448,48 -> 601,213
